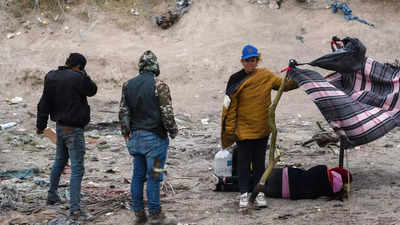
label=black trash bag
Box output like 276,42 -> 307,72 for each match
308,37 -> 366,74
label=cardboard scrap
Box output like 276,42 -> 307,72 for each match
43,127 -> 57,144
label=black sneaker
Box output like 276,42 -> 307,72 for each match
70,210 -> 92,222
46,193 -> 64,205
134,210 -> 148,225
148,210 -> 177,225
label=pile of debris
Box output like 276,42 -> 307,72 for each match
0,185 -> 21,211
155,0 -> 192,29
249,0 -> 282,9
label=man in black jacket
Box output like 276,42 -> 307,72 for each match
36,53 -> 97,221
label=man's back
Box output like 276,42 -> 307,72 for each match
37,66 -> 97,129
124,72 -> 166,138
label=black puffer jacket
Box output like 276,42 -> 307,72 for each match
36,66 -> 97,129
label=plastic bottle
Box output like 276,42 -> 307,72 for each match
0,122 -> 17,130
214,148 -> 232,177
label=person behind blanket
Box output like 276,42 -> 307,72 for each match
36,53 -> 97,221
119,50 -> 178,225
221,45 -> 298,208
264,165 -> 352,200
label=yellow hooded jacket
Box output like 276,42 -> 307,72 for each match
221,68 -> 297,149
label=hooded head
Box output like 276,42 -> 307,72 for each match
329,167 -> 353,184
328,167 -> 352,193
138,50 -> 160,76
65,53 -> 87,70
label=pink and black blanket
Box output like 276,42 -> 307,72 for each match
288,58 -> 400,149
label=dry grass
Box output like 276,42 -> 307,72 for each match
1,0 -> 174,30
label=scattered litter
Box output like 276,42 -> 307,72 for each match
331,2 -> 375,27
0,185 -> 21,210
0,122 -> 17,130
85,120 -> 120,131
296,35 -> 304,43
86,138 -> 98,144
65,190 -> 70,201
37,17 -> 48,25
123,178 -> 130,184
269,0 -> 281,9
130,9 -> 139,16
33,177 -> 50,187
6,33 -> 15,39
59,204 -> 69,210
48,216 -> 69,225
249,0 -> 268,4
0,168 -> 40,179
88,181 -> 101,187
105,212 -> 113,216
6,96 -> 23,104
250,0 -> 281,9
201,118 -> 209,125
155,0 -> 192,29
90,156 -> 99,162
110,147 -> 121,152
35,144 -> 46,149
105,168 -> 119,174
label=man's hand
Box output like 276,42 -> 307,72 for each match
36,128 -> 44,135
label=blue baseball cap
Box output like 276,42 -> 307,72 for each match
241,45 -> 259,60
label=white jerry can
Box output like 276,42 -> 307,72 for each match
214,148 -> 232,177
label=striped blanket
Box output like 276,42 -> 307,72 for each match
288,57 -> 400,149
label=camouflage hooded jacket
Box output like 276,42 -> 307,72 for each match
119,50 -> 178,139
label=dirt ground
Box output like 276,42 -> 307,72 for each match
1,0 -> 400,224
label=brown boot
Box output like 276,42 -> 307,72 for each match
148,210 -> 176,225
134,210 -> 147,225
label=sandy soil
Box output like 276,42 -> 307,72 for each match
1,0 -> 400,224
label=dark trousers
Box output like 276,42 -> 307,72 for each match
237,138 -> 268,194
49,124 -> 85,212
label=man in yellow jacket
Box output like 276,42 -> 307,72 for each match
221,45 -> 298,208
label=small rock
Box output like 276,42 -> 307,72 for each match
7,33 -> 15,39
10,96 -> 23,104
90,156 -> 99,162
130,9 -> 140,15
201,118 -> 209,125
110,148 -> 121,152
269,0 -> 280,9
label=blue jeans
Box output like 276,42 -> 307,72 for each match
126,130 -> 169,213
48,124 -> 85,212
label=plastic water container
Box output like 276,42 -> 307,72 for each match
214,148 -> 232,177
0,122 -> 17,130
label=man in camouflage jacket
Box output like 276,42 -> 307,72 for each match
119,50 -> 178,224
